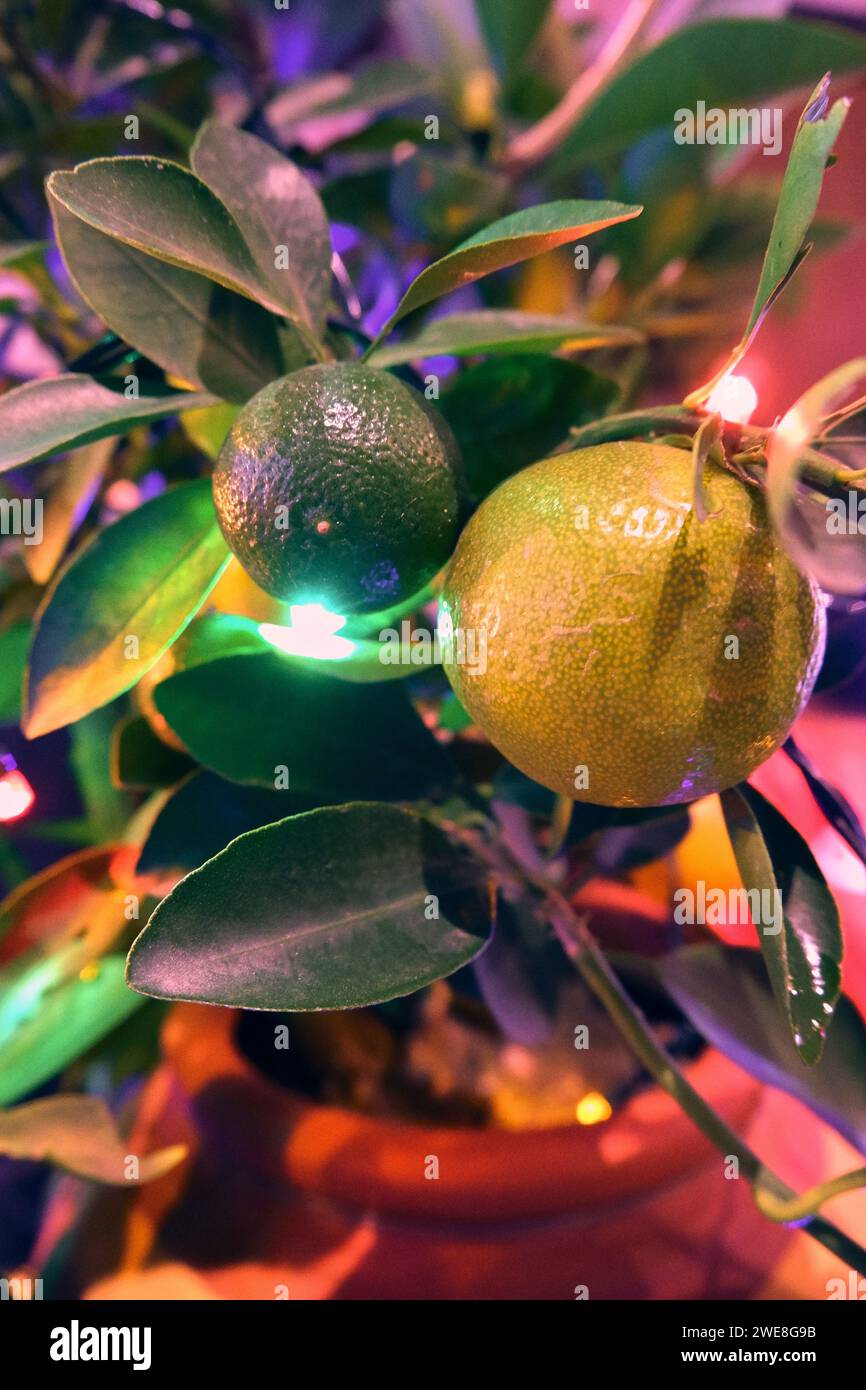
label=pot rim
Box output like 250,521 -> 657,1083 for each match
161,1001 -> 762,1223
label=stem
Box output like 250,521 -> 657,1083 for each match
736,446 -> 866,500
547,794 -> 574,860
756,1168 -> 866,1225
501,0 -> 663,172
531,872 -> 866,1275
567,410 -> 866,499
568,406 -> 705,449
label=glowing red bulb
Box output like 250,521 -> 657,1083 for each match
0,755 -> 35,823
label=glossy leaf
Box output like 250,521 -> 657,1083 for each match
720,784 -> 842,1063
368,310 -> 641,366
50,193 -> 284,402
128,803 -> 494,1010
190,122 -> 332,333
686,75 -> 851,406
0,1094 -> 186,1184
0,954 -> 142,1108
550,18 -> 866,173
48,157 -> 286,314
369,200 -> 642,345
136,771 -> 317,877
0,374 -> 216,473
662,946 -> 866,1158
152,651 -> 456,800
25,481 -> 230,739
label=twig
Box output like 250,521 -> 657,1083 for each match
756,1167 -> 866,1225
501,0 -> 664,173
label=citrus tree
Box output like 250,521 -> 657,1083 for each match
1,9 -> 866,1271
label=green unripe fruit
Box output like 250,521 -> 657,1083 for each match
213,363 -> 463,614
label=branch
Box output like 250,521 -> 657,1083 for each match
501,0 -> 663,173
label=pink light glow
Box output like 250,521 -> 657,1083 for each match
0,769 -> 35,822
705,374 -> 758,425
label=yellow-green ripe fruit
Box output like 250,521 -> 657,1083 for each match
213,363 -> 462,614
439,441 -> 825,807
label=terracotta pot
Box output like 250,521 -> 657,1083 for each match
67,1000 -> 825,1301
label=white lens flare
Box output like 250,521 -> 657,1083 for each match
259,603 -> 355,660
705,374 -> 758,425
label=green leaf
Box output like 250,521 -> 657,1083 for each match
48,157 -> 287,316
0,1094 -> 186,1184
438,355 -> 618,501
127,803 -> 494,1010
0,624 -> 30,724
690,412 -> 723,522
748,76 -> 849,341
550,18 -> 866,173
0,954 -> 142,1108
111,715 -> 195,791
662,946 -> 866,1158
190,122 -> 332,333
166,610 -> 272,670
19,439 -> 113,584
475,0 -> 552,85
49,192 -> 284,402
686,75 -> 851,406
136,770 -> 316,877
152,651 -> 456,801
0,374 -> 216,472
368,309 -> 641,366
368,199 -> 642,347
720,785 -> 842,1064
71,708 -> 134,841
24,481 -> 230,739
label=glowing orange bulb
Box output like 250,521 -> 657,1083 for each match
576,1091 -> 613,1126
0,768 -> 35,822
705,374 -> 758,425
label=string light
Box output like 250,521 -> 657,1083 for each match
705,374 -> 758,425
259,603 -> 355,660
0,751 -> 35,823
576,1090 -> 613,1126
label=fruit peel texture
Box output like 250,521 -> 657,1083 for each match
441,441 -> 825,807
